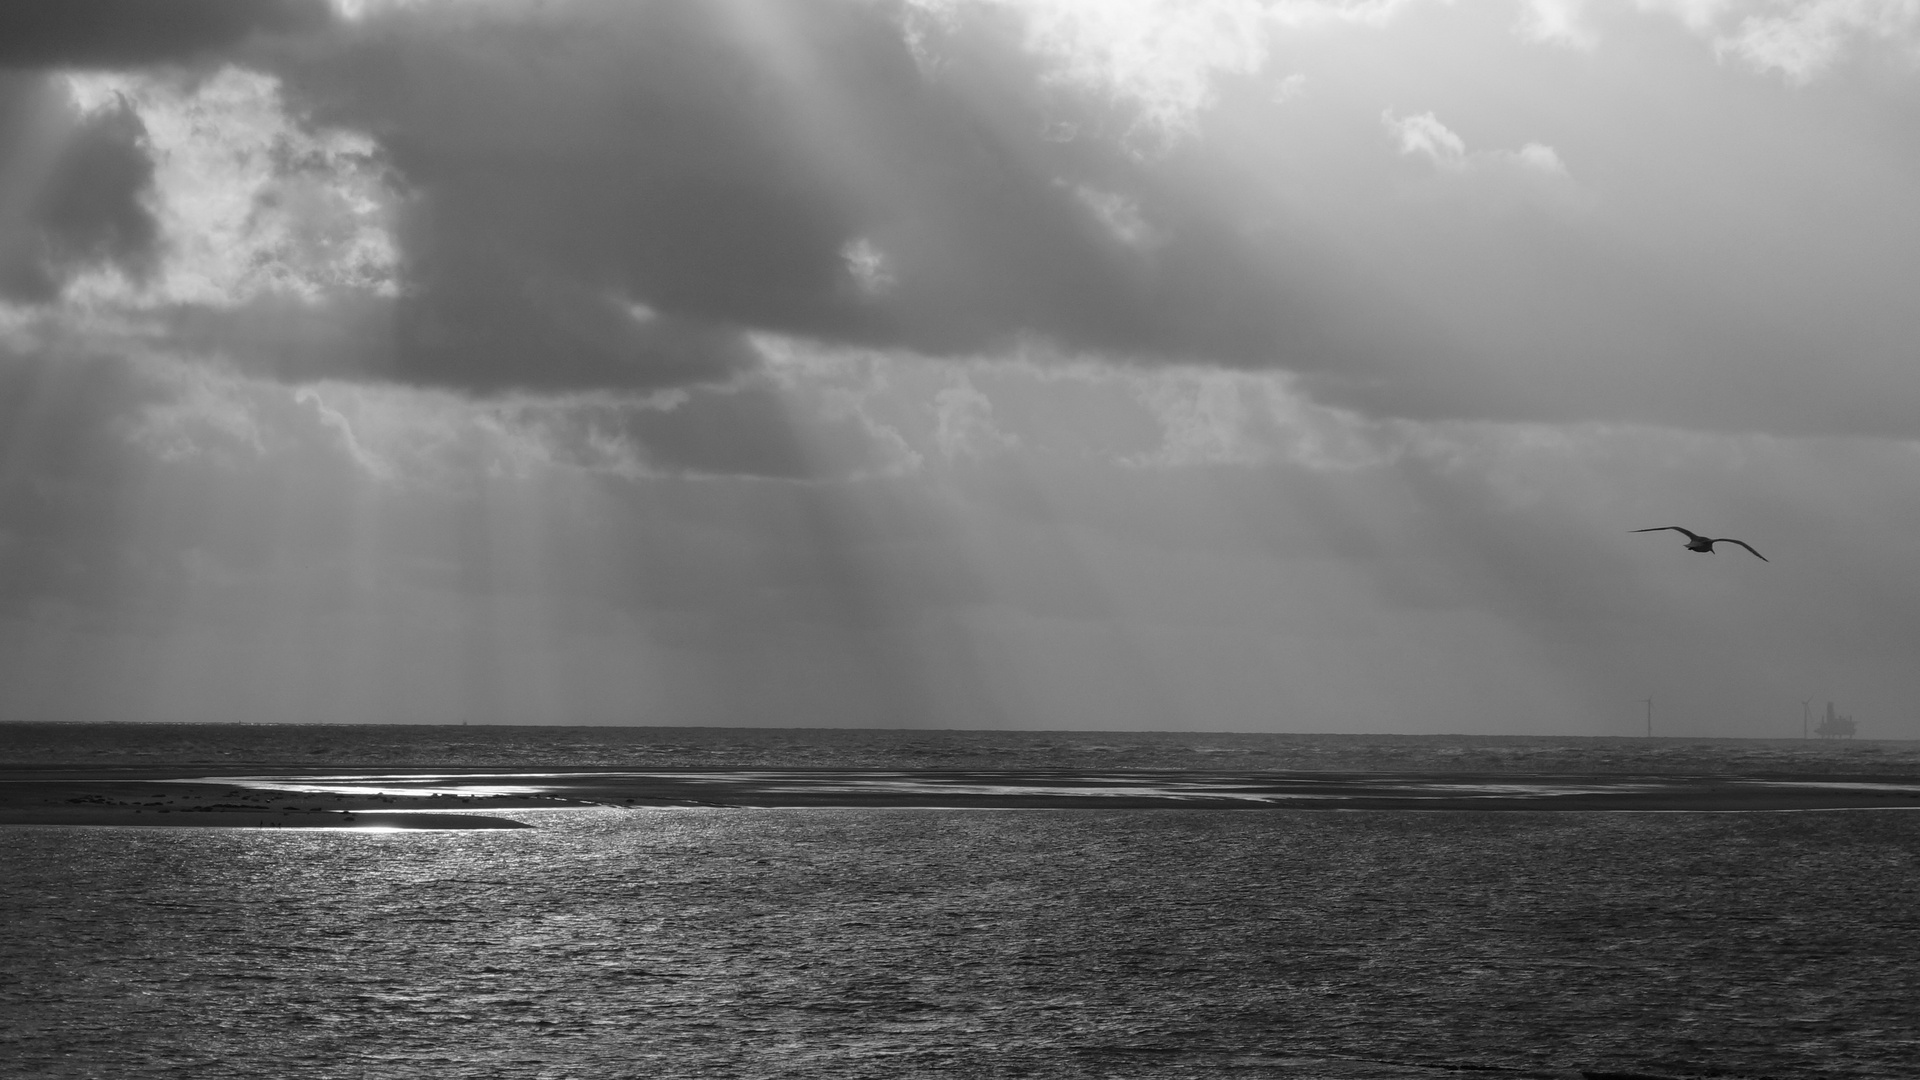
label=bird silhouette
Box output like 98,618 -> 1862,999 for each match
1631,526 -> 1767,561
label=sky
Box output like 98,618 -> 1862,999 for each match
2,0 -> 1918,737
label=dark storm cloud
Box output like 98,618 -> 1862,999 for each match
0,0 -> 331,68
0,75 -> 157,301
248,0 -> 1287,393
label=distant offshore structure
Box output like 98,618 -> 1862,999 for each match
1814,702 -> 1858,740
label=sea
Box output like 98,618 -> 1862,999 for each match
5,724 -> 1920,1080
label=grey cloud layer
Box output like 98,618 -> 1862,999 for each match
0,76 -> 155,301
0,0 -> 329,303
0,0 -> 330,67
11,0 -> 1920,445
236,0 -> 1290,392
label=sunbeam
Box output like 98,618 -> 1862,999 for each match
1,0 -> 1919,735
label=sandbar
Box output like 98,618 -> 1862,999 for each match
5,767 -> 1919,827
0,775 -> 540,829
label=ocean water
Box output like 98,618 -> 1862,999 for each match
6,721 -> 1920,774
5,726 -> 1920,1079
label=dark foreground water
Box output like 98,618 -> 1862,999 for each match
5,804 -> 1919,1079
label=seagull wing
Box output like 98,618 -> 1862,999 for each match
1714,538 -> 1768,562
1631,526 -> 1704,540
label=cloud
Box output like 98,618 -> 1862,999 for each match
10,0 -> 1919,451
181,0 -> 1287,393
1510,142 -> 1569,175
60,67 -> 396,309
1383,109 -> 1468,165
841,237 -> 897,296
0,0 -> 331,68
1517,0 -> 1601,48
1124,367 -> 1390,470
32,60 -> 769,396
124,361 -> 269,467
927,0 -> 1274,149
3,0 -> 1409,422
1638,0 -> 1920,82
933,375 -> 1020,460
110,342 -> 938,487
1267,0 -> 1428,28
715,338 -> 1394,474
1070,185 -> 1167,252
13,0 -> 1920,739
1382,109 -> 1570,179
1715,0 -> 1920,82
1271,71 -> 1309,103
254,0 -> 884,390
0,75 -> 157,301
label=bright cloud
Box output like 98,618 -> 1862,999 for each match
1123,367 -> 1390,471
1383,109 -> 1469,166
1716,0 -> 1920,81
1638,0 -> 1920,81
62,68 -> 397,309
1382,109 -> 1570,178
1513,142 -> 1569,175
1267,0 -> 1427,28
841,237 -> 896,295
1073,186 -> 1161,248
933,375 -> 1020,460
919,0 -> 1273,147
124,360 -> 269,467
1518,0 -> 1601,48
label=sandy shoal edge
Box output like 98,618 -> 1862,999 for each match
8,771 -> 1920,817
0,808 -> 533,829
605,794 -> 1920,811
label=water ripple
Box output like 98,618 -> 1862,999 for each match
4,808 -> 1918,1077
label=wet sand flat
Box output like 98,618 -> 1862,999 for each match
399,767 -> 1920,811
6,767 -> 1919,825
0,777 -> 538,828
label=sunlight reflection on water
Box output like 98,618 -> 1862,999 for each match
5,806 -> 1918,1079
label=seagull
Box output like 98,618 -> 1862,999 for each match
1631,526 -> 1767,562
